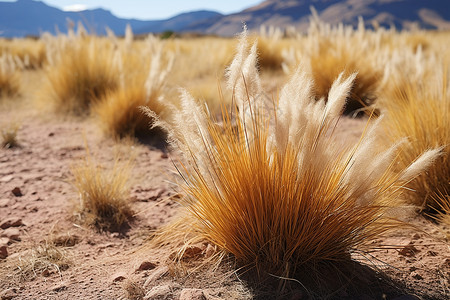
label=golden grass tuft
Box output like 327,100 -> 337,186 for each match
149,31 -> 438,281
71,151 -> 134,231
0,54 -> 20,98
378,71 -> 449,213
39,36 -> 118,115
94,80 -> 161,138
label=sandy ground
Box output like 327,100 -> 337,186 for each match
0,73 -> 449,300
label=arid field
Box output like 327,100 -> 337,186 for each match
0,20 -> 449,300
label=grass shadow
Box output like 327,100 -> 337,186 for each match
239,259 -> 422,300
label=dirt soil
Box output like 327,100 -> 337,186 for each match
0,74 -> 449,300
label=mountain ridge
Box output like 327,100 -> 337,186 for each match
190,0 -> 450,36
0,0 -> 222,37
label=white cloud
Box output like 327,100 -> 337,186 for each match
63,4 -> 88,12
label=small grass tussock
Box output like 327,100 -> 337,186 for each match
14,237 -> 72,281
39,33 -> 118,115
0,53 -> 20,98
148,30 -> 439,283
1,122 -> 20,148
378,69 -> 449,214
123,278 -> 145,300
71,149 -> 134,232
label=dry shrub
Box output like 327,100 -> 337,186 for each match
39,34 -> 118,115
71,151 -> 134,231
378,71 -> 449,213
148,31 -> 438,282
0,53 -> 20,98
93,35 -> 172,138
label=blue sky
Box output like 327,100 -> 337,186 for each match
10,0 -> 263,20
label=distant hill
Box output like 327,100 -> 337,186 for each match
0,0 -> 222,37
187,0 -> 450,36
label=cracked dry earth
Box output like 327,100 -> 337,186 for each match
0,81 -> 449,300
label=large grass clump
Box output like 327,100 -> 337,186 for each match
378,69 -> 449,214
149,31 -> 439,281
71,151 -> 133,231
39,32 -> 118,115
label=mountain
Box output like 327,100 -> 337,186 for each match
1,0 -> 449,38
0,0 -> 222,37
187,0 -> 450,36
